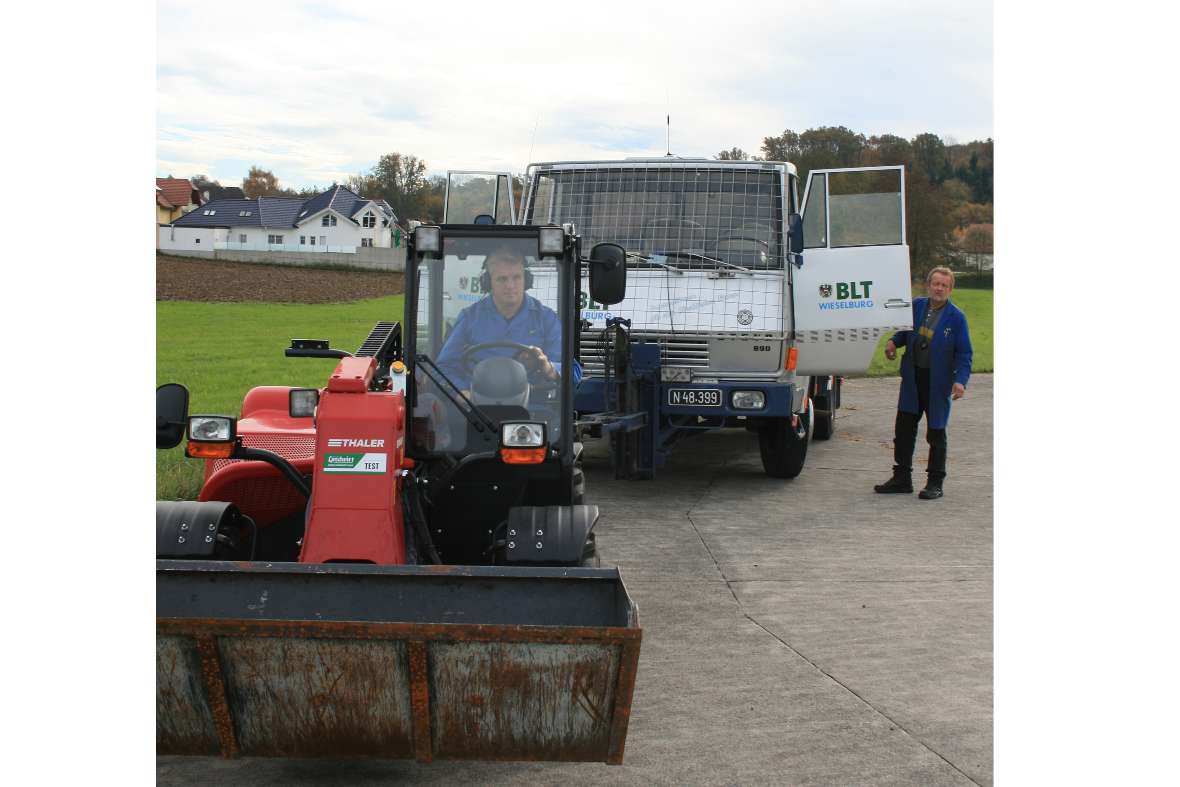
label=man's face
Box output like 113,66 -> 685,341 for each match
487,255 -> 526,316
927,272 -> 953,305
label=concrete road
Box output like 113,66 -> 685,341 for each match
158,375 -> 993,786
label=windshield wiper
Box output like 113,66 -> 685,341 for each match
658,250 -> 753,274
414,354 -> 497,434
625,251 -> 684,275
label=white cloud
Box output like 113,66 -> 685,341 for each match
157,0 -> 993,188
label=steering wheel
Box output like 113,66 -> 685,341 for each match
461,341 -> 559,391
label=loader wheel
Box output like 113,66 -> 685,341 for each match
758,408 -> 810,479
579,532 -> 600,567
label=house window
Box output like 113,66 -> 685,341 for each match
268,234 -> 284,244
309,236 -> 316,245
319,236 -> 327,245
239,234 -> 247,243
361,238 -> 373,247
362,212 -> 375,228
194,238 -> 200,244
321,214 -> 337,227
300,236 -> 306,245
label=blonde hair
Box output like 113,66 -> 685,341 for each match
926,266 -> 955,286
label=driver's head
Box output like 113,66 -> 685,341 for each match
485,247 -> 527,318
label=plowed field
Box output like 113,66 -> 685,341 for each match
156,253 -> 404,303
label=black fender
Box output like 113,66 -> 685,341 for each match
504,505 -> 599,565
157,500 -> 252,559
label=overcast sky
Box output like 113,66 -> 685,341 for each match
156,0 -> 992,190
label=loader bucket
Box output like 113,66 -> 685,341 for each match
157,561 -> 641,764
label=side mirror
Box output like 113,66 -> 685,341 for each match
588,242 -> 627,306
157,383 -> 190,449
788,213 -> 804,255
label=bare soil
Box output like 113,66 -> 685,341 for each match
156,253 -> 404,303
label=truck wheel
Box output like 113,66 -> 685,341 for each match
758,409 -> 810,479
812,395 -> 835,440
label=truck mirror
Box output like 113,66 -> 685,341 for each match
788,213 -> 804,255
588,243 -> 627,306
157,383 -> 190,449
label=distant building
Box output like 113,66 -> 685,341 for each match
159,184 -> 399,253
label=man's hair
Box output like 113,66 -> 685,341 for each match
485,246 -> 526,270
926,266 -> 955,286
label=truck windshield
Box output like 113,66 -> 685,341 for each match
525,164 -> 785,269
410,234 -> 567,456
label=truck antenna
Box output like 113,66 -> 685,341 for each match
666,114 -> 671,157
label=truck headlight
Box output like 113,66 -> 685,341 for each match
731,390 -> 766,410
414,225 -> 441,254
538,226 -> 565,256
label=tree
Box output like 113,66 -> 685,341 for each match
761,126 -> 866,184
911,133 -> 950,185
715,147 -> 756,160
242,166 -> 283,198
370,153 -> 431,222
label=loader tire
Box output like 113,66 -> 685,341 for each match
758,409 -> 809,479
579,532 -> 600,567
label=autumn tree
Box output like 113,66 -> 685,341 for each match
715,147 -> 756,160
242,166 -> 283,198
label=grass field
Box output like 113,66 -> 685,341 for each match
157,295 -> 404,499
157,286 -> 991,497
865,287 -> 993,377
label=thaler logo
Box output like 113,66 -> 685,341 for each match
327,438 -> 385,448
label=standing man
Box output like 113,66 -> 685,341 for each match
874,266 -> 973,500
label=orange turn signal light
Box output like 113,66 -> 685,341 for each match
500,447 -> 547,465
785,347 -> 798,371
185,441 -> 235,459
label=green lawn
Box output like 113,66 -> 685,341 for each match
157,286 -> 990,497
157,296 -> 404,499
866,287 -> 993,377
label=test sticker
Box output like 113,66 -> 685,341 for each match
323,452 -> 387,474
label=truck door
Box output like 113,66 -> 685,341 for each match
792,165 -> 913,375
443,171 -> 518,225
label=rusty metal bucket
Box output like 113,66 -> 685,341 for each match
157,561 -> 641,763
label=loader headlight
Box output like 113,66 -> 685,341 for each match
538,226 -> 565,256
500,422 -> 547,464
289,388 -> 320,418
188,416 -> 236,442
502,422 -> 545,447
731,390 -> 766,410
414,225 -> 441,255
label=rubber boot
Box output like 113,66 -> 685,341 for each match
919,472 -> 945,500
874,466 -> 913,494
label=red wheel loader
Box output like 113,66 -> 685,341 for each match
156,223 -> 641,763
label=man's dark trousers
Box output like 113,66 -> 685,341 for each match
894,367 -> 947,482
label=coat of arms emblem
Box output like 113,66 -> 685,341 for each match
819,284 -> 833,298
459,276 -> 469,290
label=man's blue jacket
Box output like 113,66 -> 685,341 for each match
436,294 -> 581,390
889,296 -> 973,430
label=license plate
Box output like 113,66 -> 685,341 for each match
668,388 -> 722,407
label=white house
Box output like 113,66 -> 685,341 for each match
158,185 -> 400,253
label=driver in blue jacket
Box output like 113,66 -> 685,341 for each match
436,246 -> 580,391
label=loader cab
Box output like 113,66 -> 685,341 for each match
404,225 -> 579,463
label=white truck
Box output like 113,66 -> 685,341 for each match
437,159 -> 913,479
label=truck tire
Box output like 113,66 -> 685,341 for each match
812,396 -> 835,440
758,408 -> 810,479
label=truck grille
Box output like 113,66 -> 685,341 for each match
580,331 -> 709,377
